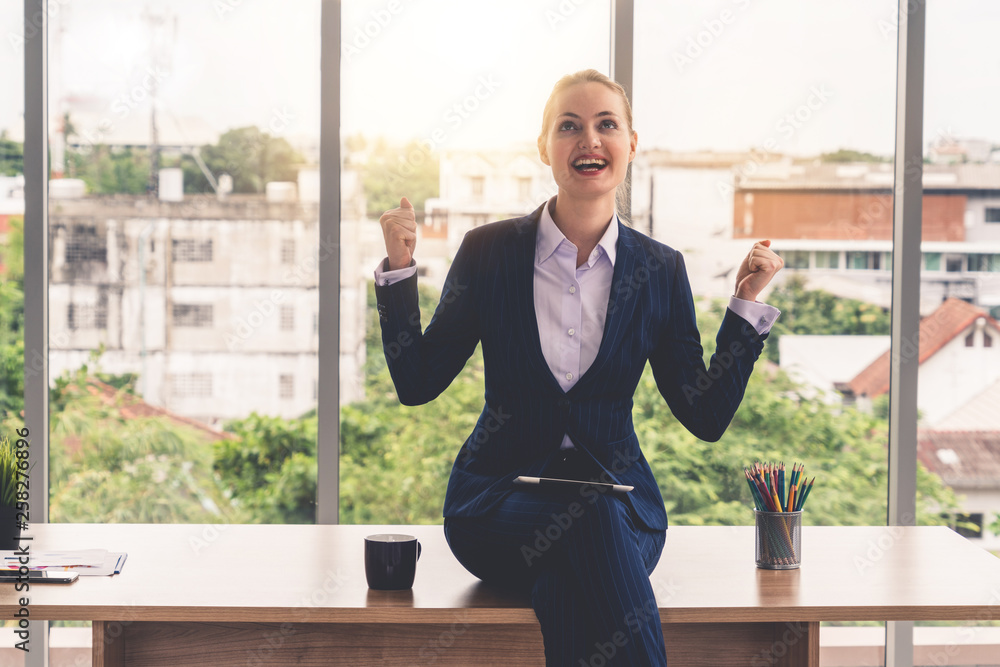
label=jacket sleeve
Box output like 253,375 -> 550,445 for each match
374,233 -> 481,406
647,251 -> 766,442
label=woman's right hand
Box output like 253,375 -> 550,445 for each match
379,196 -> 417,271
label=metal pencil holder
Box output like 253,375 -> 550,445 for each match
755,510 -> 801,570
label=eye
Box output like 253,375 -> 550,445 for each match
558,120 -> 577,131
600,119 -> 618,130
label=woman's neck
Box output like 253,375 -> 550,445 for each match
549,192 -> 617,266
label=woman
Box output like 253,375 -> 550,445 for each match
375,69 -> 783,666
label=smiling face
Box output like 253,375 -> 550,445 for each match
538,81 -> 638,205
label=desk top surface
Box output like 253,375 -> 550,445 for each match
2,524 -> 999,623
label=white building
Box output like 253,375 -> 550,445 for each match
919,431 -> 1000,551
421,146 -> 655,290
846,298 -> 1000,426
46,167 -> 370,426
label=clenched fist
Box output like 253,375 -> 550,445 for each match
379,196 -> 417,271
734,240 -> 784,302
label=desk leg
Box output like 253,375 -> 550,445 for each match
92,621 -> 125,667
771,621 -> 819,667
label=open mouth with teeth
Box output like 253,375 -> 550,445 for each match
573,157 -> 608,173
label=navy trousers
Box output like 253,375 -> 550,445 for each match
443,449 -> 669,666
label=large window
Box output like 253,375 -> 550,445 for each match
338,0 -> 611,524
8,2 -> 993,665
635,0 -> 902,526
44,1 -> 321,527
635,2 -> 906,660
916,1 -> 1000,661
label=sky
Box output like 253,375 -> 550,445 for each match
0,0 -> 997,157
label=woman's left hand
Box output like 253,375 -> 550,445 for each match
734,240 -> 784,302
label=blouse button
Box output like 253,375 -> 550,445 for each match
565,372 -> 574,381
568,328 -> 575,336
568,285 -> 576,294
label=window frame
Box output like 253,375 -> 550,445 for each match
20,2 -> 925,664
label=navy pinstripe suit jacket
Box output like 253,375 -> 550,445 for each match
375,202 -> 767,532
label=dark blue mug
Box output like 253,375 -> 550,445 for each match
365,534 -> 422,590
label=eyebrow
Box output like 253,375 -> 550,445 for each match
558,111 -> 619,119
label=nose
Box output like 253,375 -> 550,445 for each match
579,128 -> 601,149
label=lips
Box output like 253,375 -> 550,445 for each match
572,156 -> 608,173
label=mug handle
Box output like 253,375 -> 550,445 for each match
416,541 -> 422,561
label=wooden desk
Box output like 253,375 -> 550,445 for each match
2,524 -> 998,666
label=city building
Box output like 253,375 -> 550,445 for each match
43,166 -> 370,426
733,161 -> 1000,317
846,298 -> 1000,425
918,431 -> 1000,551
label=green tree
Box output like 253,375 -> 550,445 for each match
214,412 -> 317,523
0,216 -> 24,419
181,127 -> 304,194
66,145 -> 151,194
332,287 -> 957,527
819,149 -> 891,163
0,132 -> 23,176
361,136 -> 439,218
764,274 -> 891,362
47,361 -> 244,523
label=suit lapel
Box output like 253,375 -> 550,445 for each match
510,204 -> 566,394
568,222 -> 642,395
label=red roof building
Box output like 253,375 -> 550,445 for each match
845,299 -> 1000,427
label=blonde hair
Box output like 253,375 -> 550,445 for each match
537,69 -> 635,222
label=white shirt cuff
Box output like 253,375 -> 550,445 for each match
374,258 -> 417,286
728,296 -> 780,336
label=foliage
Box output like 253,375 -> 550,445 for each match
0,210 -> 964,528
763,274 -> 891,363
819,149 -> 891,163
0,216 -> 24,419
66,145 -> 151,195
0,132 -> 23,176
47,359 -> 244,523
360,136 -> 440,218
214,412 -> 317,523
0,434 -> 19,507
335,288 -> 958,527
181,126 -> 303,195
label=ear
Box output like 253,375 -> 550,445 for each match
628,130 -> 638,163
537,136 -> 550,166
